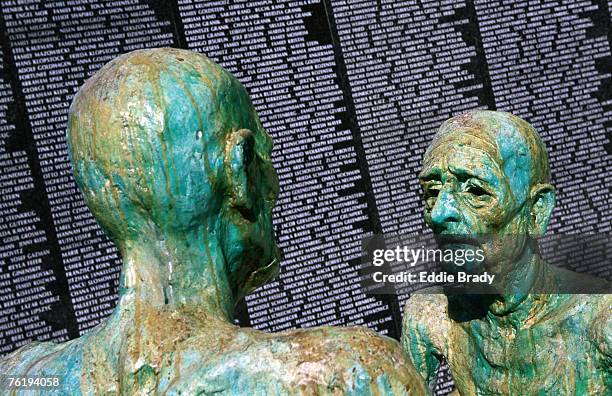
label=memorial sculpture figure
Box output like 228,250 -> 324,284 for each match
401,110 -> 611,394
0,48 -> 427,395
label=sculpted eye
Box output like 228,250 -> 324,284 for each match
466,185 -> 489,197
424,187 -> 439,209
463,183 -> 493,205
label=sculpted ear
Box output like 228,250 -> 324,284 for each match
528,183 -> 556,236
225,128 -> 256,221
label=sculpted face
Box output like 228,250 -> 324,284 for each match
419,111 -> 555,277
223,128 -> 281,300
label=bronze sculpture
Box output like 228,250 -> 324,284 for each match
0,48 -> 426,395
401,110 -> 611,394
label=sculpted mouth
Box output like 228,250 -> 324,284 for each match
435,234 -> 480,247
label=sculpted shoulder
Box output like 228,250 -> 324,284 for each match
586,294 -> 612,363
0,338 -> 85,394
170,325 -> 428,395
276,325 -> 422,381
400,292 -> 450,387
402,292 -> 449,352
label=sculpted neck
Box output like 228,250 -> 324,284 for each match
453,243 -> 554,326
488,244 -> 539,315
115,225 -> 235,322
485,243 -> 564,326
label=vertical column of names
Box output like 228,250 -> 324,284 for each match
328,0 -> 494,237
475,0 -> 612,234
0,35 -> 75,353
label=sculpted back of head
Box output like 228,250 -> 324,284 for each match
67,48 -> 280,305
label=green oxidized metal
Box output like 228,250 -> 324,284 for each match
0,48 -> 426,395
401,110 -> 611,395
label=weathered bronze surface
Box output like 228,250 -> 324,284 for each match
401,110 -> 611,394
0,48 -> 426,395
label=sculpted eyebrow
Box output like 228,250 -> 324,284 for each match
448,165 -> 496,185
419,168 -> 441,181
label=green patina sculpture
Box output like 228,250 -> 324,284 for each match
0,48 -> 427,395
401,110 -> 611,394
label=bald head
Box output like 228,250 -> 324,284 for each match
67,48 -> 274,245
424,110 -> 550,204
67,48 -> 281,300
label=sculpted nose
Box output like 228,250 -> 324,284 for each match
430,188 -> 461,232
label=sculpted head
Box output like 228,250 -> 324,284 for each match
419,110 -> 555,274
66,48 -> 280,305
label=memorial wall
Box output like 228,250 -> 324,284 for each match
1,1 -> 610,394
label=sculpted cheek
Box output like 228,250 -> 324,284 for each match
459,211 -> 482,233
459,197 -> 508,233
